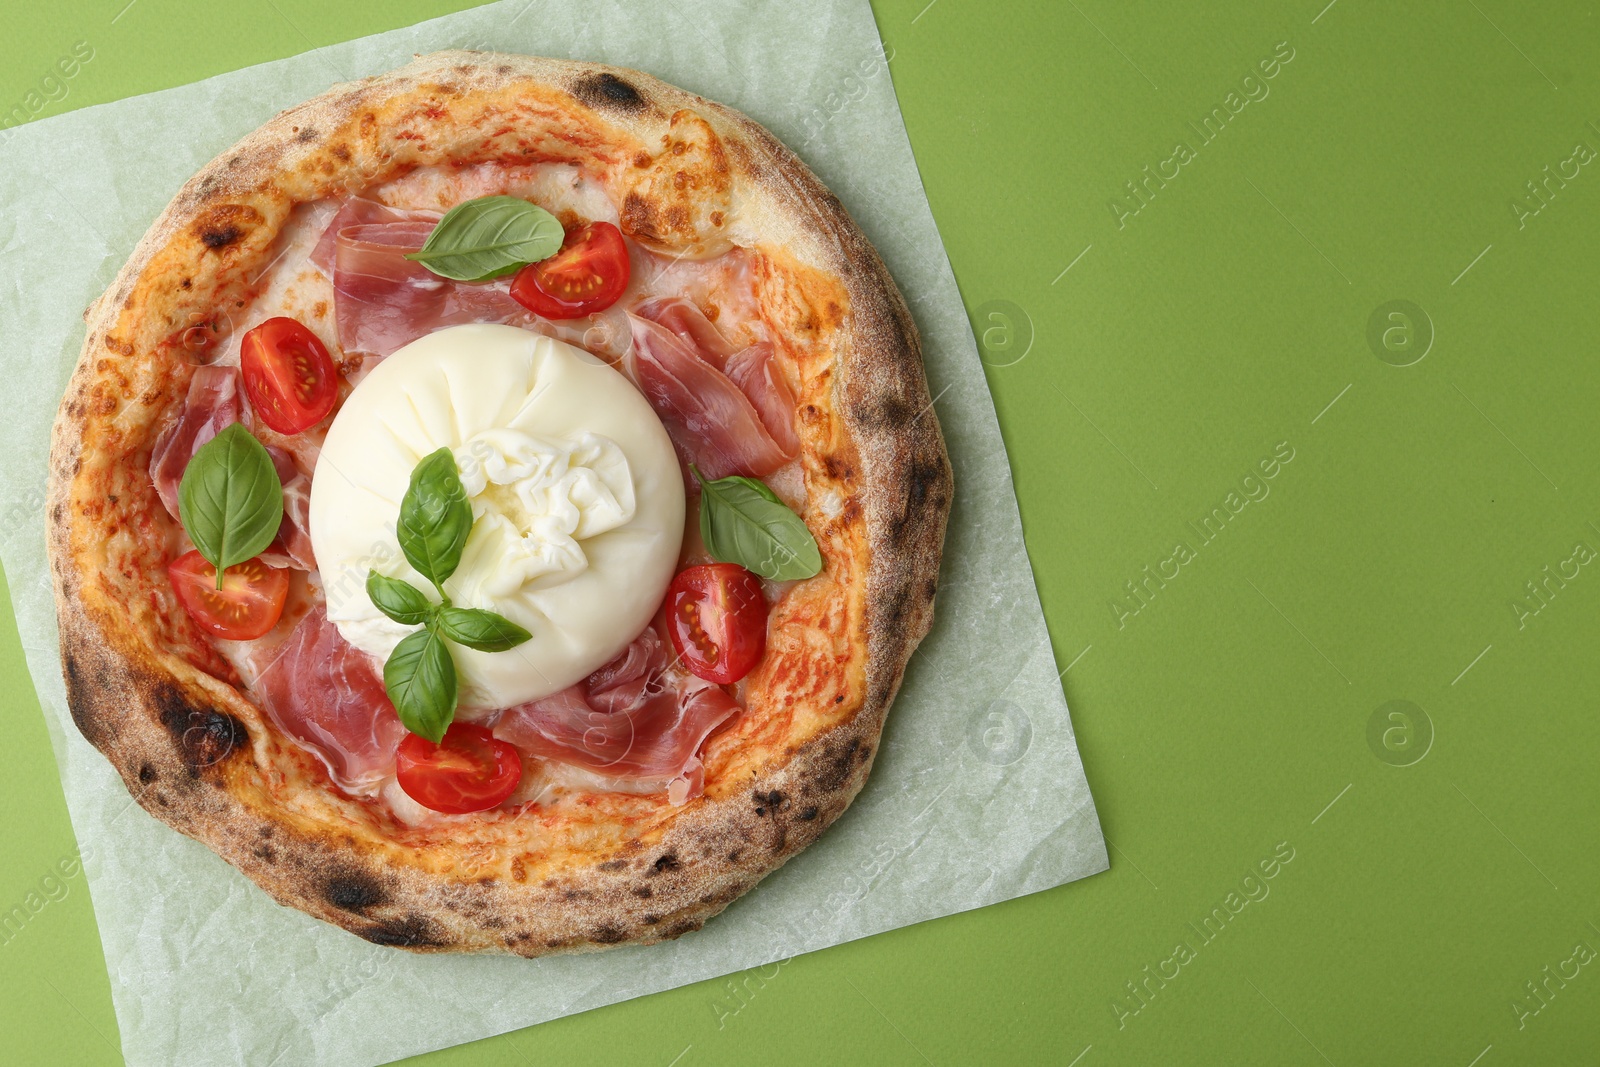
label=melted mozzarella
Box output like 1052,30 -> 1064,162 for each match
309,325 -> 684,709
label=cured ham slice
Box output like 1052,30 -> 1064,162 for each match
259,468 -> 316,572
494,627 -> 739,802
725,342 -> 801,454
308,198 -> 433,274
148,365 -> 240,517
253,606 -> 405,790
635,295 -> 740,366
311,197 -> 528,358
627,312 -> 792,479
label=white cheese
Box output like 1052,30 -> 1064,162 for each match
309,324 -> 684,710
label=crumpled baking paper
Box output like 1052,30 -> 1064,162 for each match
0,0 -> 1107,1063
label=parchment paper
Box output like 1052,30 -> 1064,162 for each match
0,1 -> 1106,1063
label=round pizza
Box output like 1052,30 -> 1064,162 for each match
46,51 -> 950,955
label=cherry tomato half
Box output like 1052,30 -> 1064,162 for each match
396,723 -> 523,814
666,563 -> 768,685
168,550 -> 289,641
509,221 -> 631,319
240,317 -> 339,435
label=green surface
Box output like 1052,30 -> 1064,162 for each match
3,0 -> 1598,1063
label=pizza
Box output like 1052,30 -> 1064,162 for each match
46,51 -> 950,955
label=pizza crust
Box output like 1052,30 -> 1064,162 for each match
47,52 -> 950,954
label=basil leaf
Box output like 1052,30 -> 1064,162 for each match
366,572 -> 436,626
436,606 -> 532,653
397,447 -> 474,591
384,623 -> 457,743
694,466 -> 822,581
177,423 -> 283,589
403,195 -> 564,282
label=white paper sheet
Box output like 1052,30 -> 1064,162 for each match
0,1 -> 1107,1063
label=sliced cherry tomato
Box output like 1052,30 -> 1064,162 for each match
509,221 -> 631,319
666,563 -> 768,684
168,550 -> 289,641
396,723 -> 523,814
240,317 -> 339,434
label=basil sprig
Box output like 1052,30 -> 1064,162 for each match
370,448 -> 532,743
403,195 -> 565,282
177,423 -> 284,589
693,466 -> 822,581
384,625 -> 457,745
396,448 -> 474,599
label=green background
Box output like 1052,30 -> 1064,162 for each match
3,0 -> 1597,1063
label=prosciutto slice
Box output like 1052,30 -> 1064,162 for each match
148,365 -> 240,517
311,197 -> 527,358
635,295 -> 740,366
626,312 -> 793,479
258,446 -> 315,572
725,342 -> 801,454
494,627 -> 739,802
253,607 -> 405,790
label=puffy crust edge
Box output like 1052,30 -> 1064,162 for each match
46,51 -> 951,954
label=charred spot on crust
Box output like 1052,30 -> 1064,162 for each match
753,790 -> 787,816
62,651 -> 99,743
633,886 -> 653,899
666,919 -> 702,938
817,737 -> 862,792
906,453 -> 950,515
855,392 -> 914,435
253,845 -> 276,863
572,72 -> 646,113
156,686 -> 246,773
882,588 -> 911,636
193,204 -> 263,254
201,227 -> 241,250
798,806 -> 819,821
652,852 -> 680,875
592,925 -> 628,944
325,872 -> 387,913
138,763 -> 157,784
364,915 -> 447,948
598,859 -> 628,872
294,126 -> 318,143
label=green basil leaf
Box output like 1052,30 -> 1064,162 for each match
366,572 -> 436,626
384,624 -> 457,743
403,195 -> 564,281
397,447 -> 474,591
436,606 -> 532,653
177,423 -> 283,589
694,466 -> 823,581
